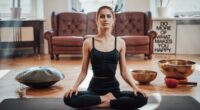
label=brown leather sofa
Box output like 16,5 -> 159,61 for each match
44,12 -> 86,60
115,12 -> 157,59
44,11 -> 156,60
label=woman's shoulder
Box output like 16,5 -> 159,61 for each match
116,37 -> 125,45
84,36 -> 94,42
83,37 -> 94,48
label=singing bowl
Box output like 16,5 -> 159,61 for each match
131,70 -> 157,84
158,59 -> 196,79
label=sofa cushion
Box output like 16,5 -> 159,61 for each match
53,46 -> 82,54
52,36 -> 83,46
121,36 -> 149,46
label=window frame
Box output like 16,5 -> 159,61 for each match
151,0 -> 200,18
73,0 -> 121,13
0,0 -> 37,18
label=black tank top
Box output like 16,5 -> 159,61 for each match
90,37 -> 119,77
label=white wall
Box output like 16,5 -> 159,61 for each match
43,0 -> 151,31
43,0 -> 69,30
42,0 -> 151,54
41,0 -> 200,55
177,25 -> 200,54
43,0 -> 69,53
42,0 -> 151,31
36,0 -> 44,19
124,0 -> 150,12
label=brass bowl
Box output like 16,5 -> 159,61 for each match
131,70 -> 157,85
158,59 -> 196,79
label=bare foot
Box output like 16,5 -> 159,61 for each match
96,100 -> 110,108
96,92 -> 116,108
104,92 -> 116,100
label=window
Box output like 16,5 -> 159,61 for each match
71,0 -> 123,13
151,0 -> 200,17
0,0 -> 36,18
167,0 -> 200,17
80,0 -> 117,13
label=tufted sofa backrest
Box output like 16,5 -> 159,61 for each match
51,11 -> 152,37
52,12 -> 87,36
86,12 -> 98,35
115,11 -> 152,36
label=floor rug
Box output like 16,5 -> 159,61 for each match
0,69 -> 10,79
0,96 -> 200,110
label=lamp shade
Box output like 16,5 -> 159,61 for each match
15,66 -> 65,88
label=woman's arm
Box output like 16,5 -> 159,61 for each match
118,39 -> 138,89
67,39 -> 91,97
118,39 -> 146,97
73,39 -> 90,88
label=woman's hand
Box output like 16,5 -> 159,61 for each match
133,87 -> 147,98
65,86 -> 79,98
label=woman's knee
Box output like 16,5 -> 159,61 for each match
63,94 -> 73,106
63,93 -> 80,108
136,92 -> 148,107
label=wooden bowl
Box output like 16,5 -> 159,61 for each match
131,70 -> 157,85
158,59 -> 196,79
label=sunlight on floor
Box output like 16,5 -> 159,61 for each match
79,69 -> 93,89
196,64 -> 200,71
0,69 -> 11,79
140,92 -> 162,110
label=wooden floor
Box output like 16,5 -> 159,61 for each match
0,54 -> 200,103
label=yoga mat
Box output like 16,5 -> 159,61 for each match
0,96 -> 200,110
156,96 -> 200,110
0,98 -> 72,110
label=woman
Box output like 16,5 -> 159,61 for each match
64,6 -> 147,110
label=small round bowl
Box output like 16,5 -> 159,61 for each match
158,59 -> 196,79
131,70 -> 157,85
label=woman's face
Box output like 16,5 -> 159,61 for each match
97,8 -> 114,30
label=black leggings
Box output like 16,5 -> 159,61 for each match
64,77 -> 147,110
64,90 -> 147,110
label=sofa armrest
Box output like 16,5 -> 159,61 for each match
44,30 -> 54,54
148,30 -> 157,40
147,30 -> 157,55
44,30 -> 54,41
